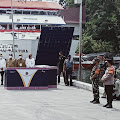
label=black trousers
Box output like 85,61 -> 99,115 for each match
105,85 -> 113,105
65,69 -> 72,85
0,71 -> 4,84
58,68 -> 65,84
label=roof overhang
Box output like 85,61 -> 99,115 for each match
0,14 -> 66,25
0,1 -> 64,10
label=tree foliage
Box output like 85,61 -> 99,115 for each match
82,0 -> 120,53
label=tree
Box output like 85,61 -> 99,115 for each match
82,34 -> 94,54
85,0 -> 120,53
81,32 -> 113,54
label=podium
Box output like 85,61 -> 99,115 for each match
5,66 -> 57,90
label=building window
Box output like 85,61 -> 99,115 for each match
39,11 -> 47,15
16,25 -> 21,29
14,10 -> 22,14
35,25 -> 40,30
28,25 -> 36,30
48,11 -> 53,15
0,10 -> 6,14
31,11 -> 39,15
0,24 -> 7,30
9,24 -> 12,29
53,11 -> 57,16
6,9 -> 12,14
22,25 -> 28,30
23,11 -> 30,14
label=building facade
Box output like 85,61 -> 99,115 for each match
60,5 -> 86,38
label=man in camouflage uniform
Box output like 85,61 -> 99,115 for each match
97,55 -> 106,98
90,58 -> 100,104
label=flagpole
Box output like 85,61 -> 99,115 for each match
11,0 -> 15,59
79,1 -> 82,81
74,0 -> 82,81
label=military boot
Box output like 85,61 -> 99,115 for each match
106,103 -> 113,108
106,104 -> 113,108
103,103 -> 109,107
90,99 -> 96,103
93,99 -> 100,104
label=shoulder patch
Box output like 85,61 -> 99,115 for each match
95,68 -> 100,75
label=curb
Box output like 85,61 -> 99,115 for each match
73,80 -> 104,94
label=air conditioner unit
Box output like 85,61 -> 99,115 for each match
74,0 -> 82,4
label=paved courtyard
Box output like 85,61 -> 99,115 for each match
0,79 -> 120,120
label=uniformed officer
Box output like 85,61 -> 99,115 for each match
25,54 -> 35,68
16,54 -> 26,67
0,54 -> 6,85
63,55 -> 74,86
101,59 -> 115,108
97,55 -> 106,98
57,51 -> 66,84
97,55 -> 105,78
6,54 -> 15,67
90,58 -> 100,104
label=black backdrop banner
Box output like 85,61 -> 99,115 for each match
35,27 -> 74,66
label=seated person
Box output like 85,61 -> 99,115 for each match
113,69 -> 120,100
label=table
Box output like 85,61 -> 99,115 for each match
5,66 -> 57,90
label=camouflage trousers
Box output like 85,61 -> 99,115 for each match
92,78 -> 99,100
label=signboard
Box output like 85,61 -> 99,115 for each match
15,26 -> 36,30
0,39 -> 39,60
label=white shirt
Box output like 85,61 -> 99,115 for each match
25,58 -> 35,68
0,58 -> 6,71
113,79 -> 120,97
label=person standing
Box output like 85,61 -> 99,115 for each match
63,55 -> 74,86
0,54 -> 6,85
97,55 -> 105,78
90,58 -> 100,104
25,54 -> 35,68
6,54 -> 15,67
97,55 -> 107,98
101,59 -> 115,108
16,54 -> 26,67
57,51 -> 66,84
